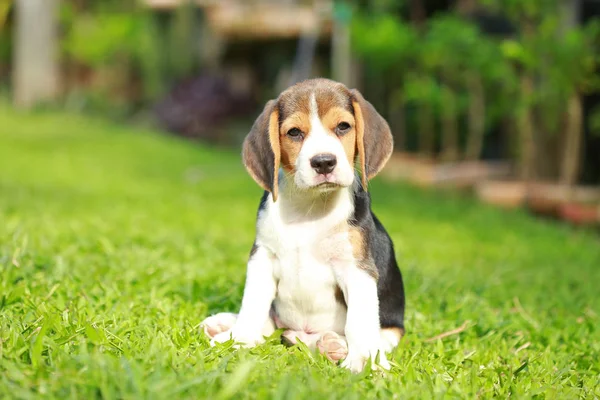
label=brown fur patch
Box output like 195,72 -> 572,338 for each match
268,109 -> 281,200
280,112 -> 311,136
320,107 -> 356,165
348,227 -> 365,260
359,261 -> 378,280
381,326 -> 405,339
334,285 -> 347,307
242,101 -> 281,198
351,89 -> 393,185
349,226 -> 378,279
279,111 -> 310,172
352,100 -> 368,189
278,88 -> 311,122
341,132 -> 357,167
280,139 -> 302,173
277,78 -> 352,121
315,87 -> 353,118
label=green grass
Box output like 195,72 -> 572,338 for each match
1,109 -> 599,399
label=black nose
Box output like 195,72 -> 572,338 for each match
310,153 -> 337,175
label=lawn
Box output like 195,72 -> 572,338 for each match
0,109 -> 599,399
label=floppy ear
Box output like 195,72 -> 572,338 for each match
351,89 -> 393,189
242,100 -> 281,201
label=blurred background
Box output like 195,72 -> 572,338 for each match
1,0 -> 600,225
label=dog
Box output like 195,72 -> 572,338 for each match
201,78 -> 405,373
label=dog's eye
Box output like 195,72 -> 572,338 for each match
335,122 -> 351,135
287,128 -> 303,138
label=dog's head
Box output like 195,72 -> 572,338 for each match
242,78 -> 393,201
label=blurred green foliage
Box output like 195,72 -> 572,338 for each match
351,15 -> 416,73
63,13 -> 140,67
56,0 -> 201,115
350,0 -> 599,167
403,74 -> 440,107
479,0 -> 559,25
167,1 -> 199,81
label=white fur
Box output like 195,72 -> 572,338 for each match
380,328 -> 402,353
294,94 -> 355,190
259,184 -> 354,336
335,267 -> 390,372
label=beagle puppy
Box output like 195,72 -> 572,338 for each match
201,78 -> 405,373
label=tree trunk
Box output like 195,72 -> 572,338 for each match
465,74 -> 486,161
418,102 -> 435,159
169,0 -> 198,79
13,0 -> 60,108
560,93 -> 583,192
454,0 -> 477,15
290,1 -> 325,85
517,73 -> 536,182
388,88 -> 406,152
409,0 -> 426,29
440,86 -> 459,162
0,1 -> 11,28
534,54 -> 563,180
559,0 -> 580,33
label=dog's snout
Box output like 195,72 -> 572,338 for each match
310,153 -> 337,175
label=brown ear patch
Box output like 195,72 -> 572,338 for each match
242,100 -> 281,200
351,89 -> 394,188
268,109 -> 281,200
353,102 -> 368,189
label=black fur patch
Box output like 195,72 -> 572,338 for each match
348,179 -> 406,331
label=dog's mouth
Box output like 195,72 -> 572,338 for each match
317,182 -> 340,188
295,171 -> 351,191
317,181 -> 341,187
313,181 -> 343,192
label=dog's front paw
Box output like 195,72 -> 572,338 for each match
210,329 -> 263,348
341,349 -> 390,373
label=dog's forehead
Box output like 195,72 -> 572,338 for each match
278,80 -> 353,120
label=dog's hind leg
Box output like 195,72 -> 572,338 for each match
380,327 -> 404,353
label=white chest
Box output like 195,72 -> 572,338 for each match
255,190 -> 355,333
